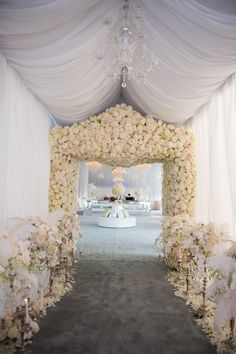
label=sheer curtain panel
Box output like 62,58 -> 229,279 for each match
185,73 -> 236,238
0,53 -> 50,228
78,162 -> 89,204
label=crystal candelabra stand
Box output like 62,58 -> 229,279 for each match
95,0 -> 158,87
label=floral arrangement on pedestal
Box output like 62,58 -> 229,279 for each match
49,104 -> 195,216
112,184 -> 125,199
111,167 -> 126,199
157,218 -> 236,353
0,212 -> 81,352
159,215 -> 195,270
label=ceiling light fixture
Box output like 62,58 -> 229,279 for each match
96,0 -> 158,88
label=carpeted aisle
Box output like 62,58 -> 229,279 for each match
31,216 -> 216,354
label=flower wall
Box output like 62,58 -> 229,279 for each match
49,104 -> 196,216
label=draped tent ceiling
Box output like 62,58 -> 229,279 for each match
0,0 -> 236,125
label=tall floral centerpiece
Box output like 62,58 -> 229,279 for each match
111,167 -> 126,200
112,184 -> 125,199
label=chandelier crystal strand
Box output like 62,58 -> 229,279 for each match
95,0 -> 158,87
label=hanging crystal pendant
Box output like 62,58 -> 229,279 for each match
95,0 -> 158,88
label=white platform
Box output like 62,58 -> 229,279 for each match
98,216 -> 136,228
97,204 -> 136,228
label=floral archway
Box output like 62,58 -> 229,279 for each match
49,104 -> 195,217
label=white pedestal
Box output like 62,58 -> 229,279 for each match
97,204 -> 136,228
98,216 -> 136,228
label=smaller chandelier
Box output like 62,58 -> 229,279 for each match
112,167 -> 127,178
87,161 -> 102,169
95,0 -> 158,88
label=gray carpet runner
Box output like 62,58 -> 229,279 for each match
31,216 -> 216,354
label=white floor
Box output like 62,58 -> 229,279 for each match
77,215 -> 163,260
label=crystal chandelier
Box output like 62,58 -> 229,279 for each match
96,0 -> 158,88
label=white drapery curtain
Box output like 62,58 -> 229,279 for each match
0,53 -> 51,228
78,162 -> 89,204
124,164 -> 162,201
0,0 -> 235,124
185,73 -> 236,238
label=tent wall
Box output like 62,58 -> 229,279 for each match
185,73 -> 236,238
0,53 -> 50,227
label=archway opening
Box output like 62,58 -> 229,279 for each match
78,162 -> 163,217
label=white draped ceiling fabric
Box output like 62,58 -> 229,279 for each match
0,0 -> 236,124
0,0 -> 236,234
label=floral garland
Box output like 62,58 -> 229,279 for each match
0,212 -> 81,351
157,218 -> 236,353
49,104 -> 195,216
